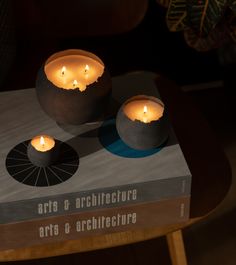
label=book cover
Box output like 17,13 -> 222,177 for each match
0,196 -> 189,250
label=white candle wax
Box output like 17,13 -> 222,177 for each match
45,54 -> 104,91
123,99 -> 164,123
31,135 -> 55,152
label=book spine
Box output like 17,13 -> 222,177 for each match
0,175 -> 191,224
0,196 -> 190,251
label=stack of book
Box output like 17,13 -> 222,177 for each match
0,72 -> 191,250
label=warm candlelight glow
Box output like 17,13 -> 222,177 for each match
85,64 -> 89,73
45,50 -> 104,91
61,66 -> 66,76
31,135 -> 55,152
124,98 -> 164,123
144,105 -> 147,114
40,136 -> 45,146
73,79 -> 78,88
84,64 -> 89,80
143,106 -> 148,123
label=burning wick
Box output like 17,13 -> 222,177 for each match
73,80 -> 78,88
85,64 -> 89,73
61,66 -> 66,76
84,64 -> 89,79
144,105 -> 147,114
40,136 -> 45,147
143,105 -> 148,123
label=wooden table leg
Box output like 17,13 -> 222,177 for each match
166,230 -> 187,265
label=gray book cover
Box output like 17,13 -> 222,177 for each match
0,196 -> 190,251
0,72 -> 192,224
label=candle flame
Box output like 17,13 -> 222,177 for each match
73,79 -> 78,87
61,66 -> 66,76
85,64 -> 89,73
144,105 -> 148,114
40,136 -> 45,146
143,106 -> 148,123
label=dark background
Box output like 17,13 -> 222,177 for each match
0,0 -> 226,92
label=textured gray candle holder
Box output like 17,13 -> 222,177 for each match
27,140 -> 60,167
36,49 -> 112,125
116,95 -> 169,150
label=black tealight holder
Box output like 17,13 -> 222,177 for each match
116,95 -> 169,150
6,140 -> 79,187
27,140 -> 60,167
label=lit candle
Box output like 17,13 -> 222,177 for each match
27,135 -> 59,167
143,106 -> 148,123
45,51 -> 104,91
31,135 -> 55,152
73,79 -> 78,88
116,95 -> 168,150
84,64 -> 89,73
84,64 -> 89,79
61,66 -> 66,76
36,49 -> 112,125
123,98 -> 164,123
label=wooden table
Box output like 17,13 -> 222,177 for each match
0,72 -> 231,265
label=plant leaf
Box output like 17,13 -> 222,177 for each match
222,12 -> 236,42
229,0 -> 236,14
184,25 -> 229,51
166,0 -> 188,31
187,0 -> 227,37
227,24 -> 236,42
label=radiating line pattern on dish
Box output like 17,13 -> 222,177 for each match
6,140 -> 79,187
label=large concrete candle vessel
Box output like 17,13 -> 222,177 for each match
36,49 -> 112,125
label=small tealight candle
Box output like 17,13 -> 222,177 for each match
116,95 -> 168,150
31,135 -> 55,152
27,135 -> 59,167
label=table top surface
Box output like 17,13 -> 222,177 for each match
0,71 -> 231,261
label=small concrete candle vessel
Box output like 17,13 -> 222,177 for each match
36,49 -> 112,125
116,95 -> 168,150
27,135 -> 59,167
